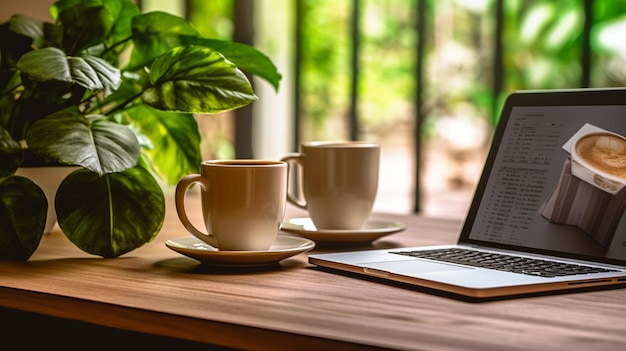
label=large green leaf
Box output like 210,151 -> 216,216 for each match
18,47 -> 121,94
0,176 -> 47,260
51,0 -> 139,55
127,11 -> 200,70
199,39 -> 282,91
17,48 -> 69,82
104,0 -> 141,46
101,1 -> 140,62
25,112 -> 140,175
55,167 -> 165,258
126,105 -> 201,185
126,12 -> 281,91
142,45 -> 257,113
56,1 -> 113,54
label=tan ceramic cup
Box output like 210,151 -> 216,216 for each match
175,160 -> 287,251
281,141 -> 380,229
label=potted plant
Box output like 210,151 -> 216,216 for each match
0,0 -> 281,260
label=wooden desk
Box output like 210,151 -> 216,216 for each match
2,199 -> 626,350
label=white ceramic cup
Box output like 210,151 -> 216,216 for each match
281,141 -> 380,230
175,160 -> 287,251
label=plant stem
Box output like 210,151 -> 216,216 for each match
91,91 -> 143,117
0,82 -> 22,98
102,36 -> 134,57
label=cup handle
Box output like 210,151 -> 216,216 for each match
175,174 -> 219,247
280,153 -> 308,210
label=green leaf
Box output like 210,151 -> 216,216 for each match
50,0 -> 90,17
56,1 -> 114,54
0,176 -> 47,260
55,167 -> 165,258
69,55 -> 121,95
126,12 -> 281,91
142,45 -> 257,114
200,39 -> 282,91
18,47 -> 71,82
51,0 -> 139,53
0,126 -> 22,177
126,105 -> 201,184
0,20 -> 35,89
106,0 -> 141,45
18,47 -> 121,94
128,11 -> 200,70
25,112 -> 140,174
8,14 -> 46,49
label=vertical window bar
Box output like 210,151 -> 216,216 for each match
581,0 -> 592,88
233,0 -> 255,158
493,0 -> 504,124
413,0 -> 427,213
293,0 -> 304,151
184,0 -> 191,20
349,0 -> 361,141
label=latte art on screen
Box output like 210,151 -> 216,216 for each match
576,134 -> 626,179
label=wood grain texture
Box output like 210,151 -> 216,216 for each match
2,196 -> 626,350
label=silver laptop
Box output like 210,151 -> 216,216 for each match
309,88 -> 626,299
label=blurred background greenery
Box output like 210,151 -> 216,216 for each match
156,0 -> 626,134
7,0 -> 626,216
141,0 -> 626,216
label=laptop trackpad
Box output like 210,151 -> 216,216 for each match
363,260 -> 472,275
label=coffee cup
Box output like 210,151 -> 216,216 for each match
281,141 -> 380,230
571,131 -> 626,194
175,160 -> 287,251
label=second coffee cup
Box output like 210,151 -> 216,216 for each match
175,160 -> 287,251
281,141 -> 380,230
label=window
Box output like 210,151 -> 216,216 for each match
141,0 -> 626,216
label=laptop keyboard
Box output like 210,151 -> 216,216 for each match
393,248 -> 618,278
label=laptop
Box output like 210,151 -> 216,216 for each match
309,88 -> 626,299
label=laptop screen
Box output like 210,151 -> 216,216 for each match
461,89 -> 626,266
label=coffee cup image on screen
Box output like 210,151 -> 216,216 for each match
541,124 -> 626,248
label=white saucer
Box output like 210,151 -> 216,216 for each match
280,217 -> 405,245
165,235 -> 315,266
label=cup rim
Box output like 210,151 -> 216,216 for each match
201,160 -> 287,167
302,140 -> 379,148
571,131 -> 626,183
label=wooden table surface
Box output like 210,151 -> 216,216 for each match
2,196 -> 626,350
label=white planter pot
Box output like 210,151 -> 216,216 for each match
15,166 -> 79,234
